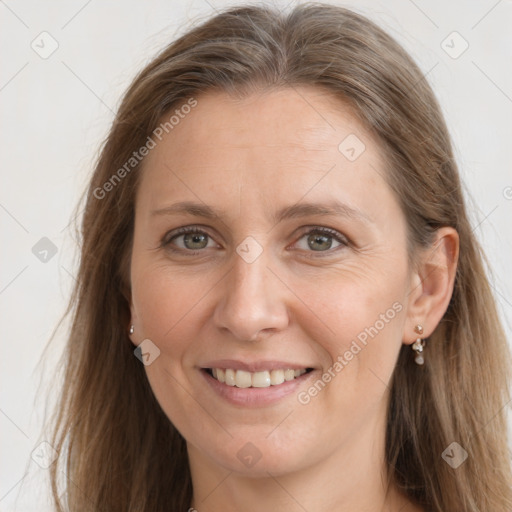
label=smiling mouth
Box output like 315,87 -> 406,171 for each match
204,367 -> 314,388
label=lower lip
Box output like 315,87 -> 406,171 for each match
200,369 -> 315,407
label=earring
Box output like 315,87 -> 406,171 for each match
412,324 -> 425,365
129,325 -> 134,335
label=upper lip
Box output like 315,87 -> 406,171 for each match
200,359 -> 314,373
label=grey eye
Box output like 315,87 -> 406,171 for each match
181,232 -> 209,250
167,230 -> 216,251
294,230 -> 344,252
307,232 -> 334,251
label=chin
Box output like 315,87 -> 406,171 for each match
201,435 -> 315,477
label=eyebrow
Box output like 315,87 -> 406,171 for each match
151,200 -> 372,225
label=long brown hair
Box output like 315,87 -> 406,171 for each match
47,3 -> 512,510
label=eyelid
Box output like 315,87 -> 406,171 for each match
292,225 -> 348,242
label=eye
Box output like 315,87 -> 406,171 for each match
162,227 -> 218,252
293,227 -> 348,253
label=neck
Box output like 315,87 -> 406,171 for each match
187,411 -> 422,512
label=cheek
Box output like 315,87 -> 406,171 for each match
130,263 -> 216,433
289,267 -> 407,400
132,263 -> 210,346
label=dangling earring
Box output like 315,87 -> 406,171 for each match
129,325 -> 134,335
412,324 -> 425,365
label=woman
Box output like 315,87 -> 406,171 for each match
48,3 -> 512,511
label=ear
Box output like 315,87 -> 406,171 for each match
403,227 -> 459,344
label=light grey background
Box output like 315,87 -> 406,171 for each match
1,0 -> 511,509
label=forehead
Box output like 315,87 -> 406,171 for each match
136,87 -> 397,226
153,87 -> 370,158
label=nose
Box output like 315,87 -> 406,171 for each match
213,251 -> 289,342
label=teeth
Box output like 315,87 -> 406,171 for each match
225,369 -> 236,386
252,371 -> 271,388
285,369 -> 295,381
209,368 -> 308,388
235,370 -> 252,388
270,369 -> 285,385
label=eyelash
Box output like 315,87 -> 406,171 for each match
161,225 -> 349,258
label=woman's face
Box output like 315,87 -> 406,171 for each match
130,87 -> 415,476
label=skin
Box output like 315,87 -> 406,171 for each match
129,87 -> 458,512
